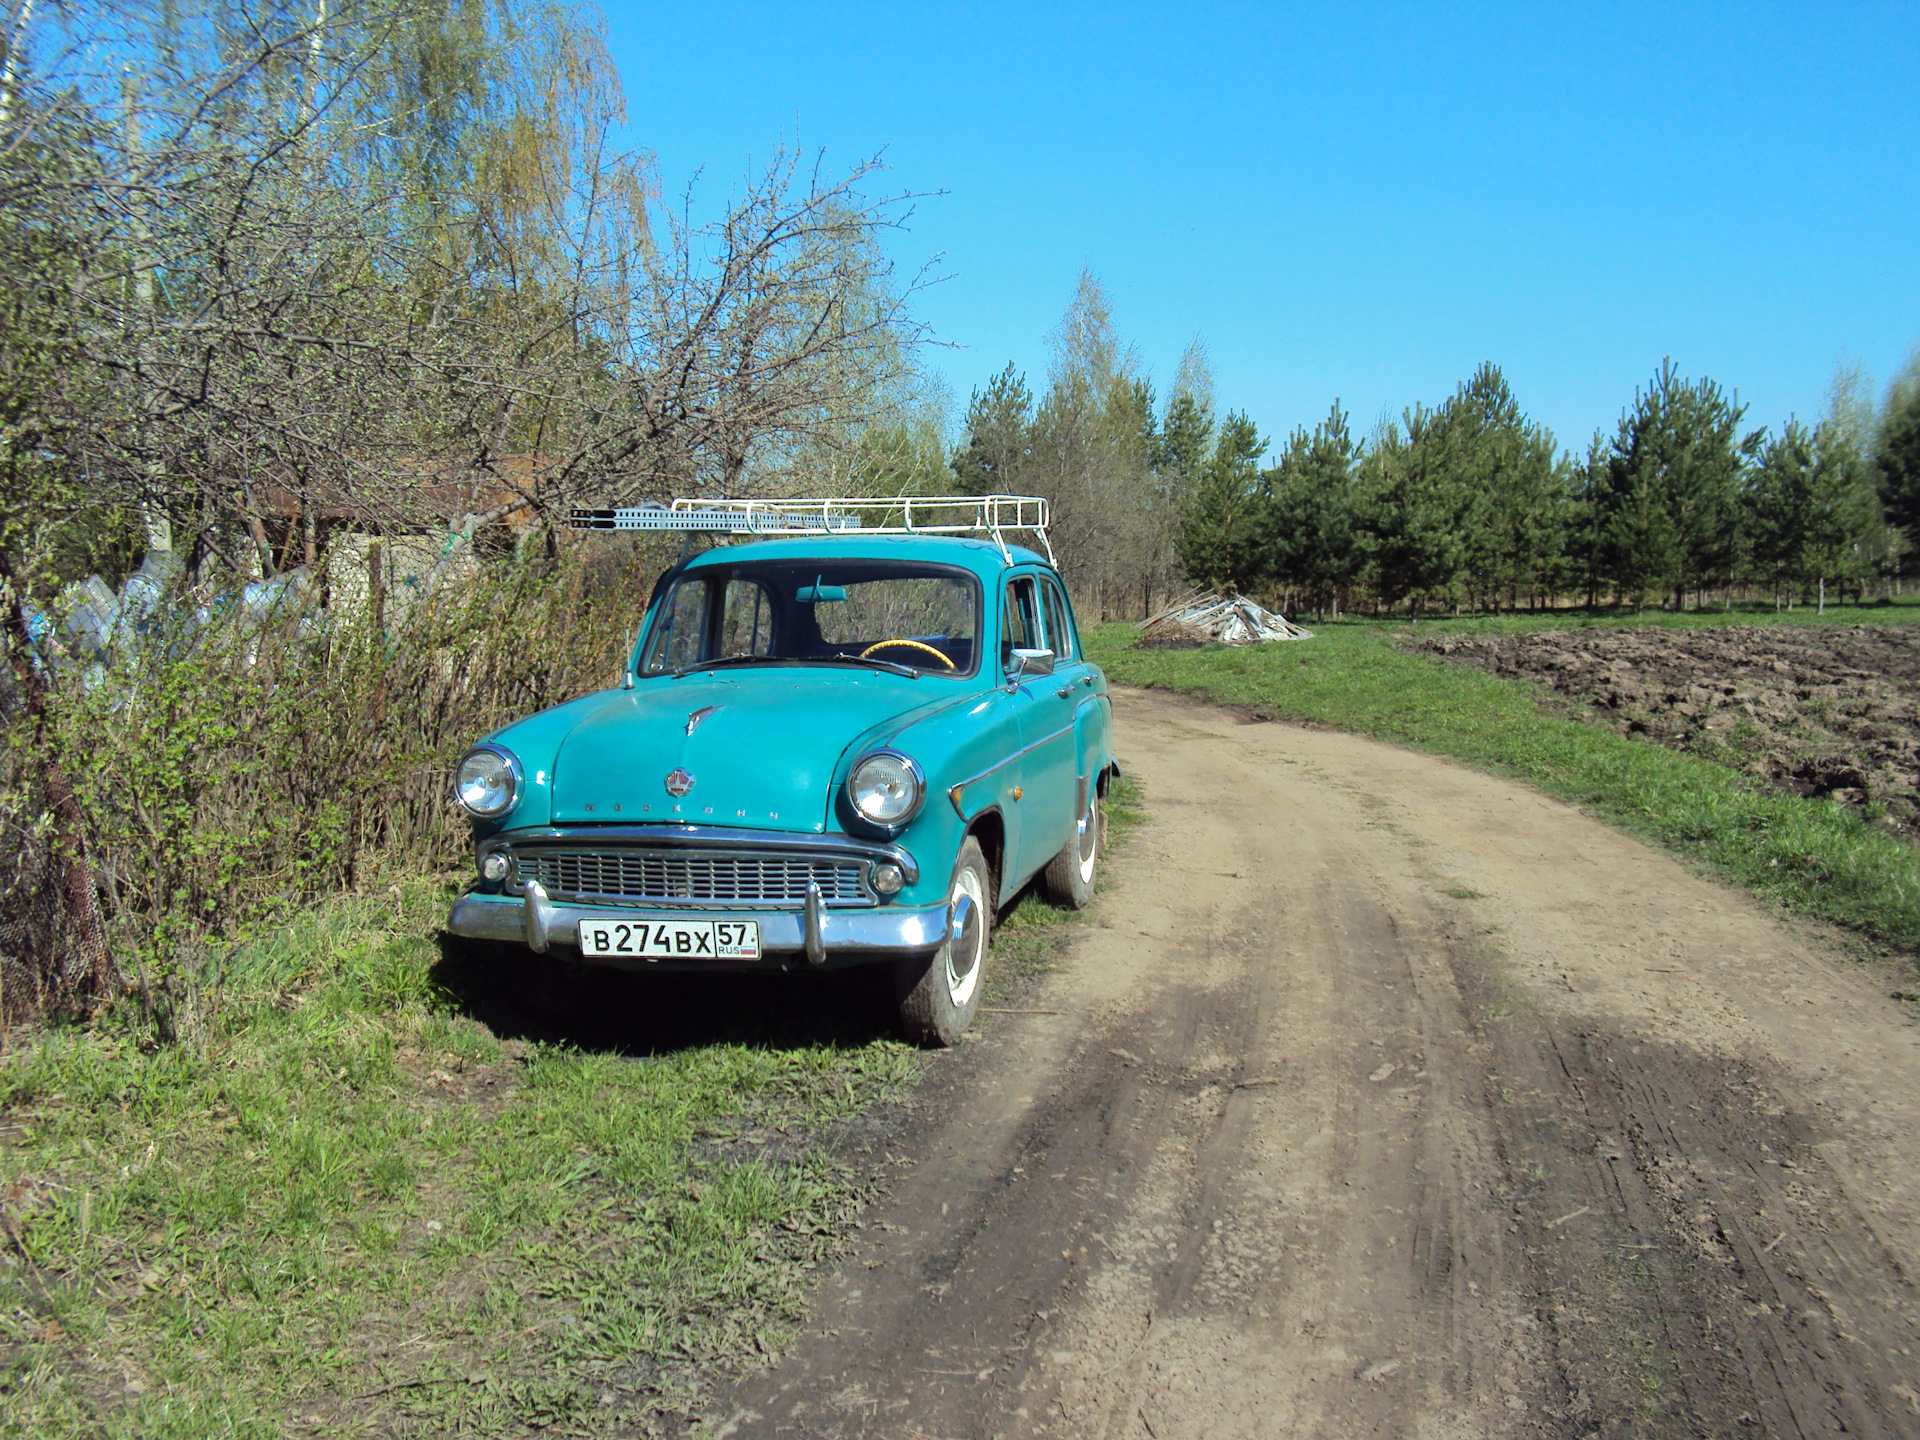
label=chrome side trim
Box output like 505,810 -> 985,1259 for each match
945,720 -> 1077,815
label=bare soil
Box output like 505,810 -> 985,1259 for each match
708,686 -> 1920,1439
1411,624 -> 1920,837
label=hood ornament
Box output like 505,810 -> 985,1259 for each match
685,705 -> 719,736
664,767 -> 695,798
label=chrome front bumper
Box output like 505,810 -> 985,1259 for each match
446,884 -> 951,971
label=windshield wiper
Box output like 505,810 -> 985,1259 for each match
671,653 -> 788,678
827,651 -> 920,678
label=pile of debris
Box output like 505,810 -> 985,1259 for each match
1134,590 -> 1314,648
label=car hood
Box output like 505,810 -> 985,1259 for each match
544,668 -> 962,831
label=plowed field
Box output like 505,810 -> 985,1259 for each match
1414,623 -> 1920,838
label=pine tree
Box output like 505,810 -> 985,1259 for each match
1264,401 -> 1360,619
1358,407 -> 1467,616
1177,411 -> 1267,591
1434,364 -> 1563,612
1802,415 -> 1882,611
1745,420 -> 1815,602
951,364 -> 1034,495
1878,353 -> 1920,553
1593,360 -> 1753,608
1158,392 -> 1215,483
1146,350 -> 1215,614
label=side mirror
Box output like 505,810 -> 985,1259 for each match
1007,646 -> 1055,681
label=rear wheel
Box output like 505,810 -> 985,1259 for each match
1040,788 -> 1101,909
895,837 -> 991,1046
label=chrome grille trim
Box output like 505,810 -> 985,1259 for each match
506,846 -> 874,909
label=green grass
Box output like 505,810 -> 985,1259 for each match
1088,618 -> 1920,959
0,783 -> 1147,1437
0,881 -> 919,1437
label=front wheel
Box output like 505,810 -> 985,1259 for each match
895,837 -> 992,1046
1040,789 -> 1101,910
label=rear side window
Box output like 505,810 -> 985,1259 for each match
1041,579 -> 1078,661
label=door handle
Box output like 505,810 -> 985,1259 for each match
1056,685 -> 1073,698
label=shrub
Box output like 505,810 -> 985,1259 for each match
1,544 -> 653,1019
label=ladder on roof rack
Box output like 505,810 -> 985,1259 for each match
567,494 -> 1055,564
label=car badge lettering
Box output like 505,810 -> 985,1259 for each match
664,767 -> 695,798
685,705 -> 719,736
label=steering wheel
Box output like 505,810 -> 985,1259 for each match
860,638 -> 956,670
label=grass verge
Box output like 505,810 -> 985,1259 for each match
0,780 -> 1146,1438
1088,620 -> 1920,960
0,880 -> 918,1437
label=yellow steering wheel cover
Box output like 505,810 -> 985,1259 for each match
859,638 -> 956,670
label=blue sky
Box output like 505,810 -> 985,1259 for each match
605,2 -> 1920,456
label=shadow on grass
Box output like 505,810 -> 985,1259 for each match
432,935 -> 907,1055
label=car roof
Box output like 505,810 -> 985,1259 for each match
678,533 -> 1051,579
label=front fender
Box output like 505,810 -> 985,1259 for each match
866,686 -> 1028,909
469,689 -> 627,836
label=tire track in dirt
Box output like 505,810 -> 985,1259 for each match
712,687 -> 1920,1439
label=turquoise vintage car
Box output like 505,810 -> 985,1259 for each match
445,498 -> 1117,1044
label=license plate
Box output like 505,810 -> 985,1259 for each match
577,919 -> 760,960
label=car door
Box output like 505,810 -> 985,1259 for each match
1039,573 -> 1101,828
1004,570 -> 1078,883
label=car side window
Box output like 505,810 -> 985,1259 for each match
1041,578 -> 1078,661
1000,576 -> 1041,671
643,577 -> 712,673
719,578 -> 774,658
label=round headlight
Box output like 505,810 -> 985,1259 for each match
848,751 -> 923,827
455,745 -> 521,819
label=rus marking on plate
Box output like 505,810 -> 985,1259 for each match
664,767 -> 695,798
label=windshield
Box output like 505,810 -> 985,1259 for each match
639,560 -> 982,678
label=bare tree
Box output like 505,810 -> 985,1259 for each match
4,1 -> 941,577
1026,271 -> 1158,616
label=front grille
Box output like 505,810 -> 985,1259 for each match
514,848 -> 872,908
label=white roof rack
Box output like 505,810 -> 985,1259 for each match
569,494 -> 1054,564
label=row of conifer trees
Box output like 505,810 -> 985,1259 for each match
944,280 -> 1920,619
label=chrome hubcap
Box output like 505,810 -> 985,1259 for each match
945,871 -> 985,1005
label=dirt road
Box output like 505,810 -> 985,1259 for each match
714,686 -> 1920,1439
